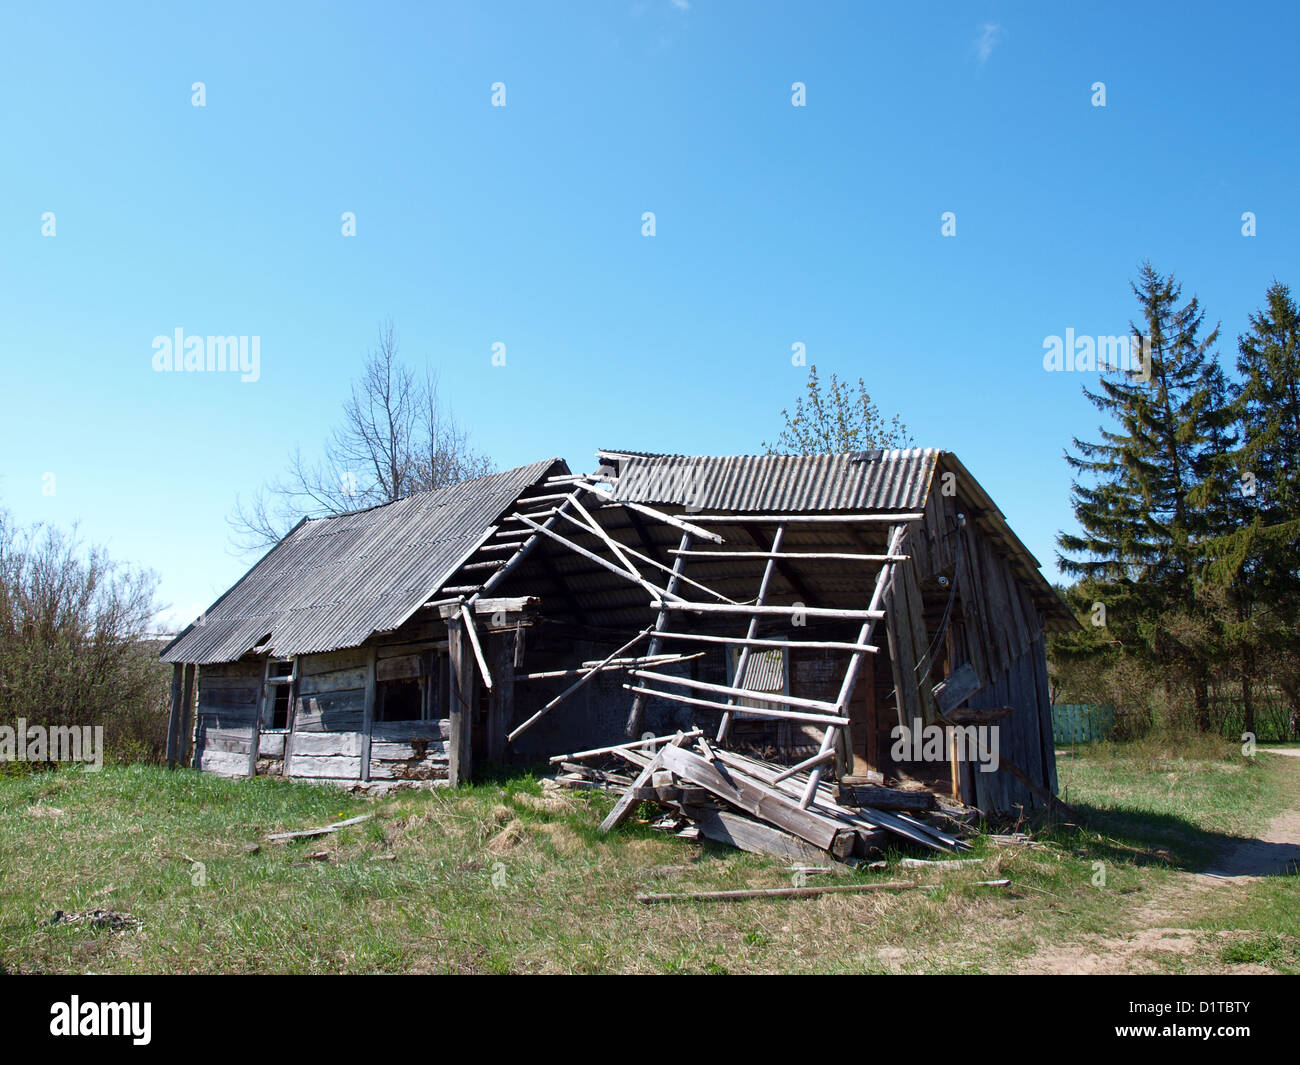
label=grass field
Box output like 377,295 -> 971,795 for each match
2,735 -> 1297,974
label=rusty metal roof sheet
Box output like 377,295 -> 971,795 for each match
161,459 -> 565,664
596,448 -> 941,512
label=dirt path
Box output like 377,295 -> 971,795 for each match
1015,755 -> 1300,974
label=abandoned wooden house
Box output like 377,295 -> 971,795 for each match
162,448 -> 1077,816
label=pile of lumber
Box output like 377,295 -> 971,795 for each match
567,731 -> 970,862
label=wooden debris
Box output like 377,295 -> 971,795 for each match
266,814 -> 371,842
637,881 -> 916,904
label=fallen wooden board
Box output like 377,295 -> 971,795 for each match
680,805 -> 832,864
660,744 -> 855,857
837,784 -> 936,812
266,815 -> 371,842
637,878 -> 1012,903
637,881 -> 915,904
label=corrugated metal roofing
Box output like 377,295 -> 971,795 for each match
598,449 -> 941,512
161,459 -> 563,664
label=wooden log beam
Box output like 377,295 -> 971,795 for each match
637,881 -> 917,904
460,605 -> 493,690
682,512 -> 925,525
513,513 -> 683,604
679,805 -> 832,864
672,549 -> 909,562
653,601 -> 884,621
631,668 -> 841,714
547,729 -> 703,765
573,481 -> 725,544
649,630 -> 878,654
556,507 -> 736,603
515,651 -> 703,682
624,684 -> 847,727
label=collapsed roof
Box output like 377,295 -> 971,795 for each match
162,448 -> 1073,666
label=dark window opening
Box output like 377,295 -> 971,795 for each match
377,678 -> 423,722
268,685 -> 291,729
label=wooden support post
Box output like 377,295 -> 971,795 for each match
178,663 -> 196,768
626,530 -> 692,736
447,615 -> 477,785
165,663 -> 184,768
249,658 -> 268,778
486,630 -> 515,765
360,645 -> 377,782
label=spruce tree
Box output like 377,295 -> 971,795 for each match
1057,262 -> 1224,729
1222,282 -> 1300,729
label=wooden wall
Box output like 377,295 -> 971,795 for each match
885,489 -> 1058,812
195,658 -> 262,777
191,622 -> 452,785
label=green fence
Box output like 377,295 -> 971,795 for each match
1052,704 -> 1115,744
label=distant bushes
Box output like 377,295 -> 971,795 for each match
0,510 -> 169,768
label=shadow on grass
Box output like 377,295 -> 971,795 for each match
1044,803 -> 1300,877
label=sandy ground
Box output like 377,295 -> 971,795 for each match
1015,754 -> 1300,975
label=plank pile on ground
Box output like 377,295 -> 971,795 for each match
561,730 -> 971,862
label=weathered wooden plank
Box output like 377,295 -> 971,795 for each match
680,805 -> 831,864
370,739 -> 449,761
934,662 -> 981,715
201,659 -> 264,680
257,731 -> 286,757
370,719 -> 449,741
299,667 -> 369,695
202,727 -> 253,755
198,684 -> 259,707
287,754 -> 362,779
375,654 -> 422,682
659,744 -> 852,856
599,748 -> 668,832
291,731 -> 364,757
298,648 -> 370,676
199,749 -> 251,777
293,689 -> 365,731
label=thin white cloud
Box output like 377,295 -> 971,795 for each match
669,0 -> 691,11
975,23 -> 1003,65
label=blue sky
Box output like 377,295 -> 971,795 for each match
2,1 -> 1297,628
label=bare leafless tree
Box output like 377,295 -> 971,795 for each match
228,321 -> 493,552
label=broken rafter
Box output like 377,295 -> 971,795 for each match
547,728 -> 703,765
555,506 -> 736,604
460,604 -> 493,690
512,513 -> 685,604
572,481 -> 725,544
516,651 -> 705,682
